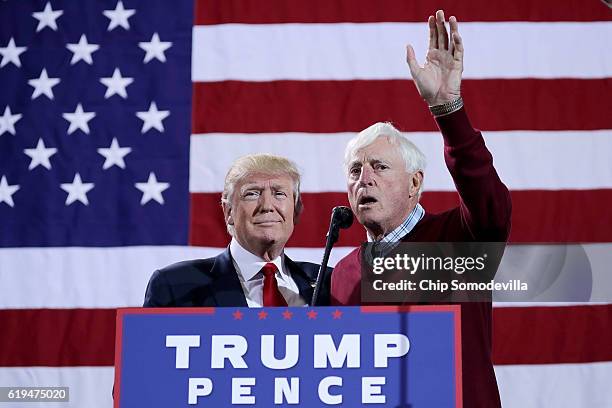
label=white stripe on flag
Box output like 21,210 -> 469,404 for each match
0,367 -> 113,408
192,22 -> 612,81
189,130 -> 612,193
0,246 -> 352,309
0,246 -> 213,308
495,361 -> 612,408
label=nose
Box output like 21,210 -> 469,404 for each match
358,165 -> 375,186
257,189 -> 275,212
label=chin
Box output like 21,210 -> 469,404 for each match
356,211 -> 380,226
254,231 -> 278,242
257,229 -> 289,243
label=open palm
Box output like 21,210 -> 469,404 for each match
406,11 -> 463,106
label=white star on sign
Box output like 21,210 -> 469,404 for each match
61,173 -> 94,206
97,138 -> 132,170
136,102 -> 170,133
139,32 -> 172,63
66,34 -> 99,65
0,175 -> 20,207
0,106 -> 22,136
0,38 -> 27,68
32,1 -> 63,32
103,0 -> 135,31
100,68 -> 133,99
24,138 -> 57,170
135,172 -> 169,205
28,68 -> 60,100
62,103 -> 96,135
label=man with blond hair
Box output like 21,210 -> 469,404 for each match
144,153 -> 331,307
331,10 -> 511,407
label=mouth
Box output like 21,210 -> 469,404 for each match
253,220 -> 282,226
357,195 -> 378,209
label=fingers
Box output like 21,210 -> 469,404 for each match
449,15 -> 463,62
423,11 -> 462,61
448,15 -> 456,54
452,32 -> 463,62
449,15 -> 459,39
405,44 -> 420,75
427,15 -> 436,50
435,10 -> 448,50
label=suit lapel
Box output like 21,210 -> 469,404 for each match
208,248 -> 248,307
206,249 -> 317,307
285,255 -> 316,305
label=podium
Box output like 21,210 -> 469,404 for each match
114,306 -> 462,407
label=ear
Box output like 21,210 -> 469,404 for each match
222,202 -> 234,225
293,195 -> 302,226
409,171 -> 424,198
293,209 -> 301,226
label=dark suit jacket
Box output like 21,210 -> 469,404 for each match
144,247 -> 332,307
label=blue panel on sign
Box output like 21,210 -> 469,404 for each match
116,306 -> 460,407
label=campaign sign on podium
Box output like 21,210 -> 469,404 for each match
114,305 -> 462,407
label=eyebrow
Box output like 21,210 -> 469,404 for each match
240,183 -> 262,191
240,183 -> 291,192
348,158 -> 390,168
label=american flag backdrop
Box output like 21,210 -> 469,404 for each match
1,0 -> 611,406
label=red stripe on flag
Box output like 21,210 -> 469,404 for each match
2,305 -> 611,366
192,79 -> 612,134
194,0 -> 612,24
190,190 -> 612,246
0,309 -> 115,367
510,189 -> 612,243
493,304 -> 612,365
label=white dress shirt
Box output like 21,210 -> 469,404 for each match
229,238 -> 306,307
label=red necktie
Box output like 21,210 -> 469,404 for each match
262,263 -> 288,307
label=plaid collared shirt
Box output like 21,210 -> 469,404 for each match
367,203 -> 425,258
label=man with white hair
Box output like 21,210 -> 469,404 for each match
144,153 -> 331,307
331,10 -> 511,408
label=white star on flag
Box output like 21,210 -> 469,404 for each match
62,103 -> 96,135
100,68 -> 134,99
32,1 -> 63,32
0,38 -> 27,68
136,102 -> 170,133
28,68 -> 60,100
0,106 -> 22,136
24,138 -> 57,170
135,172 -> 169,205
139,32 -> 172,63
61,173 -> 94,206
66,34 -> 100,65
0,175 -> 20,207
103,0 -> 136,31
98,138 -> 132,170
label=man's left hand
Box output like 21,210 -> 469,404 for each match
406,10 -> 463,106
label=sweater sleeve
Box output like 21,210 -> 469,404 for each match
435,107 -> 512,241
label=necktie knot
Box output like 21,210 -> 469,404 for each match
262,262 -> 277,278
261,262 -> 287,307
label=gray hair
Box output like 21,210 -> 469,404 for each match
344,122 -> 427,197
221,154 -> 303,235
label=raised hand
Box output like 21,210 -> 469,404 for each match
406,10 -> 463,106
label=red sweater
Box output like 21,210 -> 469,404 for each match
331,107 -> 512,408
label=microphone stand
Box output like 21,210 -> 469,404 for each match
310,223 -> 339,306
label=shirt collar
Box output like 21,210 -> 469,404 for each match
367,203 -> 425,243
229,238 -> 284,282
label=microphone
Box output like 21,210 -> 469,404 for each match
328,206 -> 354,242
310,206 -> 354,306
